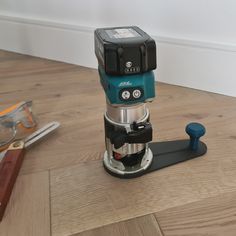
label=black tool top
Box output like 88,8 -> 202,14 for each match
94,26 -> 156,75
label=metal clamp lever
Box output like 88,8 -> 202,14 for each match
111,122 -> 153,149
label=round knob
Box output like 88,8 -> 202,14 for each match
185,122 -> 206,151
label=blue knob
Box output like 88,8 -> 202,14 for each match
185,123 -> 206,151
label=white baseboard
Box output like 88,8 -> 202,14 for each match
1,13 -> 236,96
0,13 -> 97,68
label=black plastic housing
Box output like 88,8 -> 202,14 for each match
94,26 -> 156,75
104,140 -> 207,179
104,116 -> 152,149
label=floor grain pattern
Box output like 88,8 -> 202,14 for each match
75,214 -> 163,236
1,50 -> 236,236
155,191 -> 236,236
0,171 -> 50,236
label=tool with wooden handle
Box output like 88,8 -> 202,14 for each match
0,121 -> 60,221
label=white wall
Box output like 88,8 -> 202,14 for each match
1,0 -> 236,96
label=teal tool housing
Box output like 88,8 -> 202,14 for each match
99,66 -> 156,105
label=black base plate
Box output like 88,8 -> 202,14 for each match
104,139 -> 207,179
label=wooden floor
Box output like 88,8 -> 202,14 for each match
1,50 -> 236,236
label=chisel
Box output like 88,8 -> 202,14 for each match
0,121 -> 60,221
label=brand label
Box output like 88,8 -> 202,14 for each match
119,81 -> 132,87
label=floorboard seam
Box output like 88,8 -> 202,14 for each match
19,168 -> 51,176
153,213 -> 165,236
67,213 -> 165,236
48,170 -> 53,236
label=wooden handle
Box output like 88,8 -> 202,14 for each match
0,141 -> 25,221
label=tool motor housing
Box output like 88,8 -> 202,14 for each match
99,66 -> 155,105
95,26 -> 156,75
94,26 -> 208,178
95,26 -> 157,177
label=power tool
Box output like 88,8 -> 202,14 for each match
94,26 -> 207,178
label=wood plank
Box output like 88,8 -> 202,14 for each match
2,49 -> 236,177
76,214 -> 163,236
155,191 -> 236,236
1,69 -> 236,175
50,146 -> 236,236
2,50 -> 236,236
0,171 -> 50,236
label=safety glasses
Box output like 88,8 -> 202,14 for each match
0,101 -> 37,150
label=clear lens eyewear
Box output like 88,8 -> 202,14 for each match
0,101 -> 37,150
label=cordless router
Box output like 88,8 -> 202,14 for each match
94,26 -> 207,178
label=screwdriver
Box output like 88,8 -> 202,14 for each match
0,121 -> 60,221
